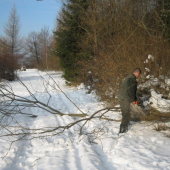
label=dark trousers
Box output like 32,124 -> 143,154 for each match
119,100 -> 131,132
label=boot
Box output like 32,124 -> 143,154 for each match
119,125 -> 128,133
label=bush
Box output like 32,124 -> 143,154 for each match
0,53 -> 18,81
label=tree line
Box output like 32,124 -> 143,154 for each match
55,0 -> 170,102
0,4 -> 60,81
1,0 -> 170,145
1,0 -> 170,102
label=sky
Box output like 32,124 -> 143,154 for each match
0,0 -> 62,37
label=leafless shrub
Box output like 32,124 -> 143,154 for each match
0,53 -> 18,81
77,0 -> 170,104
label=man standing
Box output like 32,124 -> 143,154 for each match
118,68 -> 141,133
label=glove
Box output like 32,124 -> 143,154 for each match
134,100 -> 139,105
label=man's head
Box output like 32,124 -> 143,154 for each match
133,68 -> 141,78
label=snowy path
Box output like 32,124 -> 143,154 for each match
0,69 -> 170,170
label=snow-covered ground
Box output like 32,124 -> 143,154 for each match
0,69 -> 170,170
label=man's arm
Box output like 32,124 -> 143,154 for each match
127,78 -> 137,102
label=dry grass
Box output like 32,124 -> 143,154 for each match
65,81 -> 82,87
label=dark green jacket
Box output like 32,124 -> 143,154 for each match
118,74 -> 137,102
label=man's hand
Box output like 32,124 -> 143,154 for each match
132,100 -> 139,105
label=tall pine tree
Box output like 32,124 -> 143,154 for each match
55,0 -> 88,81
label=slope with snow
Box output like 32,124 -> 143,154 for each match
0,69 -> 170,170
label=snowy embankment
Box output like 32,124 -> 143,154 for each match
0,69 -> 170,170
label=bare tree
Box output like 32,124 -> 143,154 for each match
2,4 -> 21,80
0,37 -> 19,81
77,0 -> 170,102
0,73 -> 121,145
39,26 -> 50,70
25,31 -> 41,66
4,4 -> 21,56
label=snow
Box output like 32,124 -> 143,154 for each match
146,75 -> 150,79
149,90 -> 170,112
144,55 -> 154,63
145,67 -> 150,72
148,54 -> 154,61
144,59 -> 148,63
165,79 -> 170,86
0,69 -> 170,170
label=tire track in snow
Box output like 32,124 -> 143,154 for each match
42,77 -> 81,169
50,79 -> 115,170
1,116 -> 36,169
0,70 -> 118,169
45,78 -> 108,170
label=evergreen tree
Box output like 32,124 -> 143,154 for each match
55,0 -> 88,81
